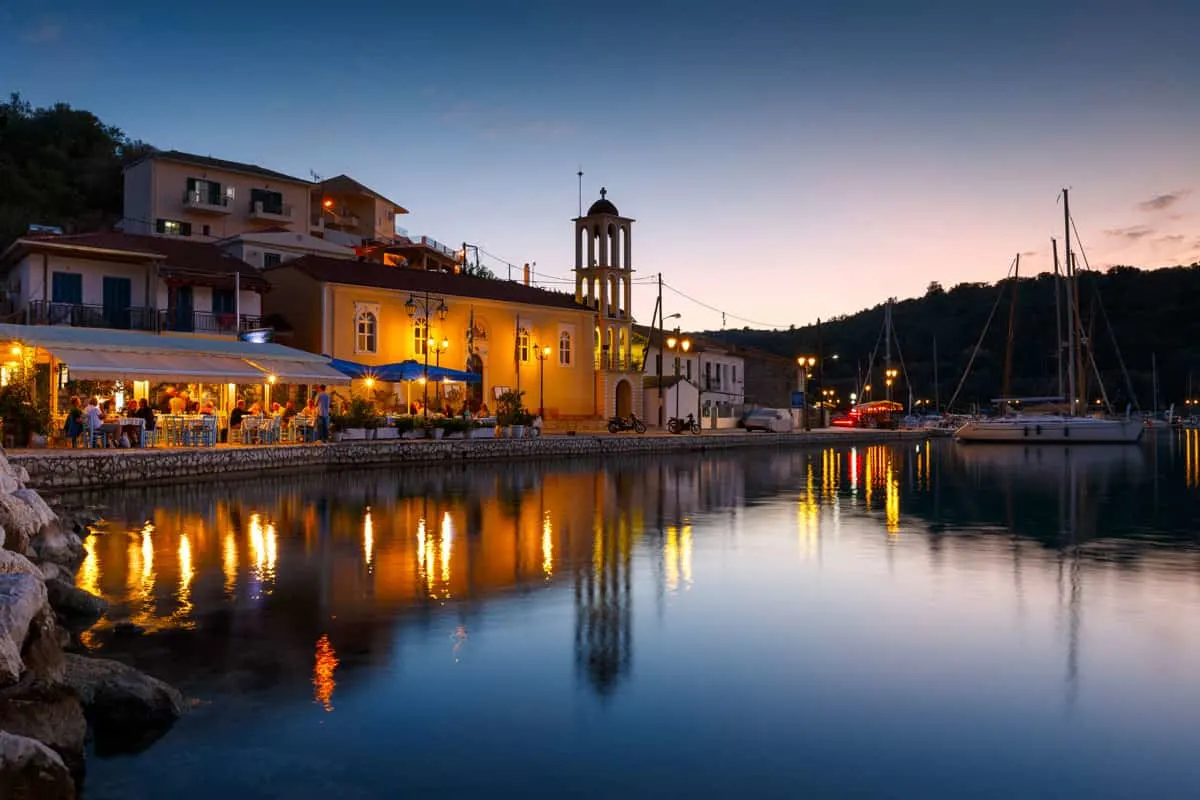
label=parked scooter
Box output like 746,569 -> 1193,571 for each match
607,413 -> 647,434
666,413 -> 701,434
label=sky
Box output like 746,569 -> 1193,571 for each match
3,0 -> 1200,331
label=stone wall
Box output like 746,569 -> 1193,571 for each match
9,430 -> 935,492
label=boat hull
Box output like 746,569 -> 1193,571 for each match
954,417 -> 1144,444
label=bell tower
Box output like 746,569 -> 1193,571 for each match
574,188 -> 640,419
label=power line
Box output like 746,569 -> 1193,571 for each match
659,281 -> 793,329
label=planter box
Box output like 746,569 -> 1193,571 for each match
431,428 -> 445,440
340,428 -> 368,440
375,427 -> 399,440
446,432 -> 465,439
470,428 -> 494,439
511,425 -> 526,439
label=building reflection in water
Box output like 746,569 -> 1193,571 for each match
74,445 -> 940,703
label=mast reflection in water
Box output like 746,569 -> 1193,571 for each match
79,438 -> 1200,799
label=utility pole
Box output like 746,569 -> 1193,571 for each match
815,317 -> 823,423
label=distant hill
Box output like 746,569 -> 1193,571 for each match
709,266 -> 1200,411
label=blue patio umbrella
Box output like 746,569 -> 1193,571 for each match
328,358 -> 425,383
426,365 -> 482,383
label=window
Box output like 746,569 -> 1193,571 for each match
357,309 -> 378,354
413,319 -> 428,356
517,328 -> 530,363
262,252 -> 282,269
733,364 -> 737,383
705,361 -> 712,390
559,330 -> 572,366
212,289 -> 236,315
250,188 -> 284,215
155,219 -> 192,236
51,272 -> 82,304
686,360 -> 692,381
202,224 -> 211,237
186,177 -> 224,206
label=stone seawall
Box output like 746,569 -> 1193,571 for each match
10,430 -> 937,492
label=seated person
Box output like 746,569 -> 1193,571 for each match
283,401 -> 297,419
229,400 -> 248,428
84,397 -> 119,446
63,396 -> 84,447
135,399 -> 156,431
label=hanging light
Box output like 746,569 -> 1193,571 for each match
404,295 -> 417,317
436,300 -> 449,320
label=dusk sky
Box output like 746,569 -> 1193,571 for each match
4,0 -> 1199,331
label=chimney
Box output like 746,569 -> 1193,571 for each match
523,263 -> 530,286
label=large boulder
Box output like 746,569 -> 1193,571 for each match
44,579 -> 107,627
0,574 -> 48,686
0,550 -> 40,579
62,654 -> 184,754
12,489 -> 58,531
0,494 -> 38,555
30,525 -> 83,567
0,472 -> 19,496
0,679 -> 86,778
0,730 -> 75,799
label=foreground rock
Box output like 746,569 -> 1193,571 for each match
0,678 -> 86,777
0,574 -> 48,686
44,578 -> 107,627
63,653 -> 184,754
31,524 -> 84,568
0,730 -> 75,799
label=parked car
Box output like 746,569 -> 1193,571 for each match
743,408 -> 794,432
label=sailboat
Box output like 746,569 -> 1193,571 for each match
955,190 -> 1143,444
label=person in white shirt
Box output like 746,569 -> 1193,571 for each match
83,397 -> 118,446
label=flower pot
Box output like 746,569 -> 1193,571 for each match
511,425 -> 525,439
375,427 -> 399,440
431,428 -> 445,440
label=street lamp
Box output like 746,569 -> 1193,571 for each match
534,344 -> 551,417
666,329 -> 691,423
798,356 -> 816,430
885,368 -> 898,401
429,336 -> 449,407
405,292 -> 449,417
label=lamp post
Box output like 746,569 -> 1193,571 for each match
429,336 -> 449,407
405,292 -> 449,418
666,329 -> 691,423
534,345 -> 551,417
885,368 -> 898,402
798,356 -> 816,430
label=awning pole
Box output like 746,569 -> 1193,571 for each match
235,271 -> 241,334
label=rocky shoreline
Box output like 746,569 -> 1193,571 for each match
0,451 -> 183,798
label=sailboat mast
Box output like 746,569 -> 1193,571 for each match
1052,238 -> 1064,402
1063,189 -> 1078,416
1001,253 -> 1020,411
1152,353 -> 1159,417
1073,251 -> 1087,413
933,335 -> 940,413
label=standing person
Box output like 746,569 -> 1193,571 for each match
315,385 -> 331,442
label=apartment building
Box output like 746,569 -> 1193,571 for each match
122,150 -> 313,241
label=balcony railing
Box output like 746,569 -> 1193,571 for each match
27,301 -> 261,335
594,354 -> 634,372
182,190 -> 233,213
249,200 -> 293,221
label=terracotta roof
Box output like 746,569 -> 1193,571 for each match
2,232 -> 267,290
133,150 -> 310,185
314,175 -> 409,214
271,255 -> 588,312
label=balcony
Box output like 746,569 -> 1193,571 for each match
249,201 -> 293,223
182,190 -> 233,215
594,354 -> 634,372
27,301 -> 262,336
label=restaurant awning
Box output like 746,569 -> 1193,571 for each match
244,357 -> 350,384
52,347 -> 266,384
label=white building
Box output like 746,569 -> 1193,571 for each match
638,329 -> 745,428
0,231 -> 265,337
217,228 -> 355,269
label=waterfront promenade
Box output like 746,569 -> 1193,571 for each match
7,428 -> 941,491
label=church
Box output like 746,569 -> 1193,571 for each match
263,189 -> 645,422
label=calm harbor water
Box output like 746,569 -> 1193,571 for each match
79,433 -> 1200,798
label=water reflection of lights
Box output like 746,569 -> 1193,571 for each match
849,447 -> 859,493
452,625 -> 468,663
797,462 -> 819,557
885,459 -> 900,535
176,533 -> 194,623
363,507 -> 374,571
1186,430 -> 1199,488
78,535 -> 100,598
223,533 -> 237,597
312,634 -> 338,712
542,511 -> 554,579
440,512 -> 453,589
247,512 -> 278,598
664,524 -> 693,592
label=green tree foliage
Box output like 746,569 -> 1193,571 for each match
0,92 -> 153,247
712,264 -> 1200,411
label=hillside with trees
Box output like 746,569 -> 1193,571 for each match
0,92 -> 152,247
711,266 -> 1200,412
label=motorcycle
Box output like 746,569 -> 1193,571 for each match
607,413 -> 647,434
666,413 -> 701,434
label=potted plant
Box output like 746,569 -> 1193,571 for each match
333,397 -> 377,440
440,417 -> 469,439
496,390 -> 527,439
0,381 -> 49,448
